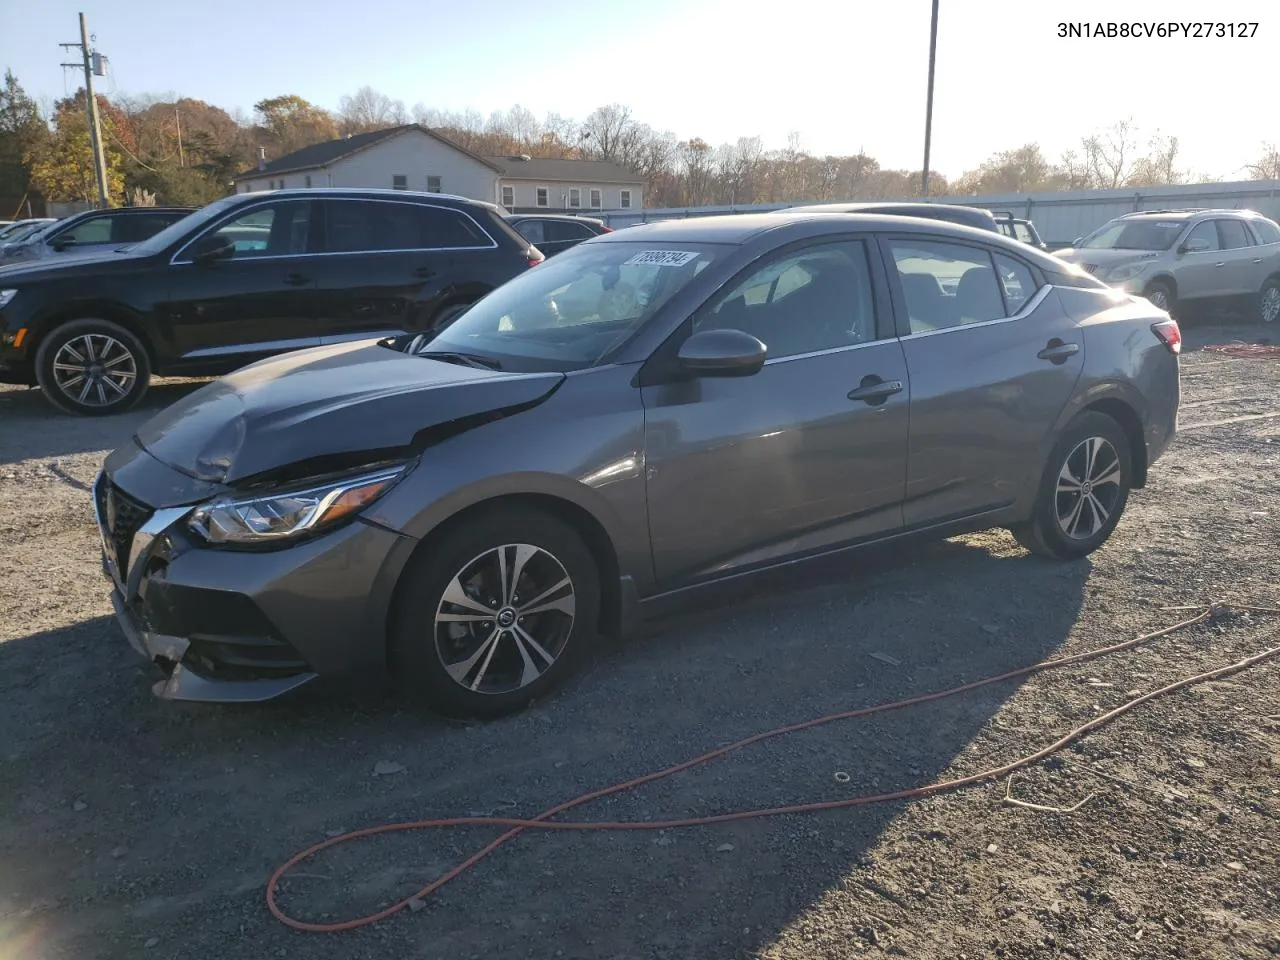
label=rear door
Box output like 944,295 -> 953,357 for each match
315,198 -> 496,344
882,235 -> 1085,526
162,198 -> 324,363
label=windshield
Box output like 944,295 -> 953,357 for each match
1079,218 -> 1186,251
128,196 -> 243,256
0,222 -> 50,245
422,241 -> 723,371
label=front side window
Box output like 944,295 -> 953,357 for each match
1216,219 -> 1254,250
620,190 -> 633,209
535,187 -> 549,207
695,240 -> 879,359
424,241 -> 722,370
188,200 -> 312,259
1183,220 -> 1219,252
889,239 -> 1012,334
114,215 -> 181,244
1079,218 -> 1187,251
58,216 -> 113,246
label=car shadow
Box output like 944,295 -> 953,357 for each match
0,531 -> 1093,958
0,379 -> 206,466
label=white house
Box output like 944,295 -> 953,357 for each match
233,125 -> 645,213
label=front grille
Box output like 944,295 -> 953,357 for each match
185,635 -> 310,681
1082,263 -> 1101,276
94,474 -> 152,578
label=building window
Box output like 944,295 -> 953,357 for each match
568,188 -> 581,208
427,175 -> 442,193
590,188 -> 602,208
535,186 -> 549,207
501,184 -> 514,209
620,189 -> 633,209
392,174 -> 408,190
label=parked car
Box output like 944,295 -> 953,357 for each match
785,201 -> 1001,233
1054,208 -> 1280,323
993,212 -> 1047,249
0,207 -> 195,265
0,218 -> 56,243
504,213 -> 612,257
0,188 -> 543,415
91,211 -> 1180,716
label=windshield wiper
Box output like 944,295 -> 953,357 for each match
420,351 -> 503,371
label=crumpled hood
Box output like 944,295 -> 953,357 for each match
134,340 -> 564,484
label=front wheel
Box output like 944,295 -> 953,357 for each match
34,318 -> 151,416
1257,277 -> 1280,325
1011,411 -> 1133,560
1143,280 -> 1175,316
389,507 -> 600,718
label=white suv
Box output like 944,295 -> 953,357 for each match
1054,208 -> 1280,324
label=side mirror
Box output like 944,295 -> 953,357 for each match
190,236 -> 236,265
49,237 -> 75,251
1179,237 -> 1210,254
676,329 -> 767,378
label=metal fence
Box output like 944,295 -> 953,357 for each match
593,179 -> 1280,247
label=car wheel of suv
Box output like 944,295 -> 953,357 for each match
1010,411 -> 1132,561
430,302 -> 472,334
35,318 -> 151,416
389,507 -> 600,718
1257,278 -> 1280,324
1143,280 -> 1174,315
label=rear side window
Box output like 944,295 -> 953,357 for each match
1217,219 -> 1254,250
888,239 -> 1016,334
1248,218 -> 1280,244
324,200 -> 491,253
546,220 -> 596,242
513,219 -> 545,244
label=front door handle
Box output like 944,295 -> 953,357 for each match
1253,258 -> 1264,264
1037,339 -> 1080,364
847,376 -> 904,405
1214,262 -> 1225,268
284,272 -> 310,286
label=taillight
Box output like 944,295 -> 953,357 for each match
1152,319 -> 1182,354
599,225 -> 613,233
527,246 -> 545,268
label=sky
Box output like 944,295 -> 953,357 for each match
0,0 -> 1267,180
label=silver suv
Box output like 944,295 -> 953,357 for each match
1054,208 -> 1280,324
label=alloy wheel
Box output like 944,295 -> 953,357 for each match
1146,287 -> 1169,311
1055,436 -> 1123,540
1261,284 -> 1280,324
51,334 -> 138,408
434,543 -> 576,695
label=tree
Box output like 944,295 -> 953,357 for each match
252,95 -> 338,157
1129,133 -> 1184,187
1247,144 -> 1280,180
26,91 -> 127,205
953,144 -> 1057,195
1084,118 -> 1140,190
337,86 -> 406,135
0,70 -> 49,212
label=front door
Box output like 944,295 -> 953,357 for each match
315,198 -> 484,343
881,235 -> 1085,525
1175,219 -> 1228,300
162,198 -> 322,366
642,237 -> 910,585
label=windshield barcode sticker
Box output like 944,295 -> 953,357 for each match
624,250 -> 700,267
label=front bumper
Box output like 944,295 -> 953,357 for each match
93,470 -> 412,703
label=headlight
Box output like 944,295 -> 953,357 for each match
188,466 -> 405,545
0,289 -> 17,309
1104,262 -> 1150,283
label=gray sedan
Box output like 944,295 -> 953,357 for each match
94,212 -> 1181,717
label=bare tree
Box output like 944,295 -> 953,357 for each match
337,86 -> 406,135
1247,143 -> 1280,180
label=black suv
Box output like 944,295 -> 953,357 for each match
0,189 -> 542,415
0,206 -> 196,265
504,213 -> 611,257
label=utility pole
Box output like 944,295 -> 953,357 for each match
921,0 -> 940,197
175,108 -> 185,167
59,13 -> 110,208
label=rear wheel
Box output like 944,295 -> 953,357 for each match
389,507 -> 600,718
1257,277 -> 1280,324
35,318 -> 151,416
1011,411 -> 1133,560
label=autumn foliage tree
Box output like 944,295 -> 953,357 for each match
26,91 -> 128,206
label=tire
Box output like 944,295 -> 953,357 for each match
1143,280 -> 1175,316
389,507 -> 600,719
1257,277 -> 1280,325
1010,411 -> 1133,560
431,302 -> 472,333
35,318 -> 151,416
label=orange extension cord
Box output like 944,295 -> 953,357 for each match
267,602 -> 1280,933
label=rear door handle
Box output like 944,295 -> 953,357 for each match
847,376 -> 904,405
284,272 -> 310,286
1037,339 -> 1079,363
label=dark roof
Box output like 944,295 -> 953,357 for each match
485,156 -> 643,185
234,125 -> 504,181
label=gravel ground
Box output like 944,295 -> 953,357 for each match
1,323 -> 1278,960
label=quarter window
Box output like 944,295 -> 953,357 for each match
695,240 -> 879,359
323,200 -> 490,252
1248,218 -> 1280,244
993,253 -> 1039,314
888,239 -> 1012,334
1216,219 -> 1253,250
189,200 -> 312,259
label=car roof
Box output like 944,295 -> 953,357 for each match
246,187 -> 486,208
505,212 -> 603,222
